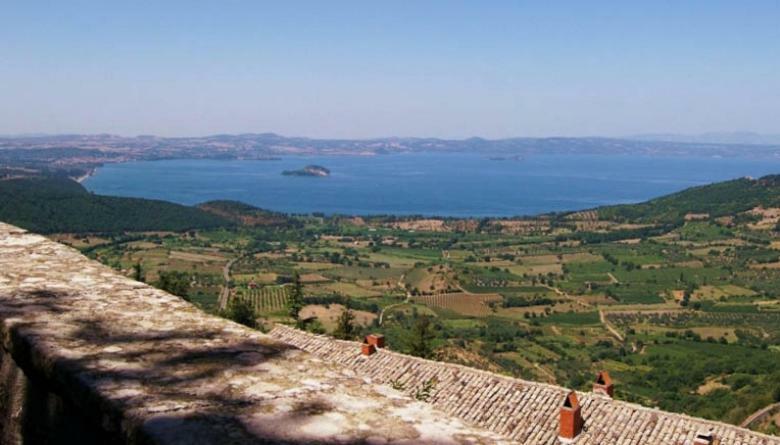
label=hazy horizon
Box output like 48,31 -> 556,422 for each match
3,130 -> 780,145
1,1 -> 779,138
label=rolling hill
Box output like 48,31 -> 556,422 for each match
0,177 -> 231,233
596,175 -> 780,223
5,173 -> 780,233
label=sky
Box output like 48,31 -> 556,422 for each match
1,1 -> 779,139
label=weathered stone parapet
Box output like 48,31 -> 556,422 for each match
0,223 -> 507,444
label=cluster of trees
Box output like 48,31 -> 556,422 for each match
333,305 -> 356,340
223,297 -> 256,328
502,295 -> 554,308
408,315 -> 434,358
624,343 -> 780,422
157,271 -> 191,299
302,294 -> 380,314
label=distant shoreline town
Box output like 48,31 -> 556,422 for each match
2,133 -> 780,182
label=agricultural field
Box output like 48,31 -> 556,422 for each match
234,285 -> 292,313
73,195 -> 780,435
413,292 -> 502,317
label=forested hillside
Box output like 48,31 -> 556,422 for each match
0,177 -> 230,233
597,175 -> 780,223
6,174 -> 780,233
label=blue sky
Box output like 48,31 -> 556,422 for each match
1,1 -> 778,138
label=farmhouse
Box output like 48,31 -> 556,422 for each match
0,221 -> 778,445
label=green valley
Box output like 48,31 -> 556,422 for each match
8,174 -> 780,435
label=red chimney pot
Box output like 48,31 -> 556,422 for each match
361,343 -> 376,356
593,370 -> 614,398
559,391 -> 584,441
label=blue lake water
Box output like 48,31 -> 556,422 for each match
83,153 -> 780,217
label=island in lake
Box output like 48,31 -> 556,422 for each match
282,165 -> 331,177
488,155 -> 524,161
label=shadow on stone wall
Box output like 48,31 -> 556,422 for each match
1,288 -> 398,444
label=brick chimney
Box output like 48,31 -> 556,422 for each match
366,334 -> 385,348
693,431 -> 713,445
559,391 -> 583,441
361,343 -> 376,356
592,371 -> 614,398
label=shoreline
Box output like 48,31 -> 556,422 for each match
75,157 -> 780,219
74,168 -> 96,184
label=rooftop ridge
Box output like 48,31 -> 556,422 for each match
271,323 -> 569,393
269,324 -> 780,445
0,222 -> 505,444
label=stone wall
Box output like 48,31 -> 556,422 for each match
0,347 -> 111,444
0,223 -> 504,445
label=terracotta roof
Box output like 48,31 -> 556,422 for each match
269,324 -> 780,445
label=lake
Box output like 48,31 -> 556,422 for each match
83,153 -> 780,217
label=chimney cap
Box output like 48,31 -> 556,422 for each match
593,370 -> 615,398
595,371 -> 612,386
562,391 -> 579,409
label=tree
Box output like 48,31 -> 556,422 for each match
224,297 -> 256,329
157,271 -> 190,300
132,262 -> 145,282
305,318 -> 326,334
333,305 -> 356,340
408,315 -> 434,358
288,272 -> 305,320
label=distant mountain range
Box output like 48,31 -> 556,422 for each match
630,132 -> 780,146
2,132 -> 780,179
